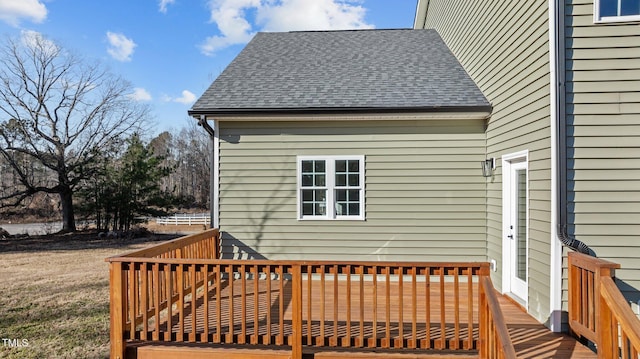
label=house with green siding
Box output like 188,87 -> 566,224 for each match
189,0 -> 640,333
414,0 -> 640,331
189,29 -> 492,263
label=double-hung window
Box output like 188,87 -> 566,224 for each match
297,155 -> 365,220
595,0 -> 640,22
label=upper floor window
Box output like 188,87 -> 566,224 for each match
297,155 -> 365,220
595,0 -> 640,22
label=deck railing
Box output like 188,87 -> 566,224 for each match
107,229 -> 220,358
107,230 -> 515,359
479,276 -> 517,359
568,251 -> 640,358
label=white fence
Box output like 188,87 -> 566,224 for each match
155,213 -> 210,226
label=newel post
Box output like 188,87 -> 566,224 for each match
214,230 -> 220,260
291,265 -> 303,359
596,265 -> 617,359
478,265 -> 489,358
109,261 -> 126,359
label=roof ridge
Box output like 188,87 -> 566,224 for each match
286,28 -> 417,34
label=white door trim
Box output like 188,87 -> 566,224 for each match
501,150 -> 529,305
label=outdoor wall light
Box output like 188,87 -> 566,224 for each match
481,158 -> 495,177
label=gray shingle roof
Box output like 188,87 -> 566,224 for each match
189,29 -> 490,115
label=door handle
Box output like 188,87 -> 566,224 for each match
507,234 -> 514,239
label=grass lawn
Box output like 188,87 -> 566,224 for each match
0,232 -> 179,359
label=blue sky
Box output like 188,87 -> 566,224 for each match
0,0 -> 417,134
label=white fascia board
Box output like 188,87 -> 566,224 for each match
203,111 -> 491,123
413,0 -> 430,29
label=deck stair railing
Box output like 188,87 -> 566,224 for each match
568,251 -> 640,358
107,229 -> 515,359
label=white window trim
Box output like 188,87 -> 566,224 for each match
594,0 -> 640,23
296,155 -> 365,221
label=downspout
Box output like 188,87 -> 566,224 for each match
549,0 -> 563,332
553,0 -> 595,257
197,115 -> 218,229
550,0 -> 595,333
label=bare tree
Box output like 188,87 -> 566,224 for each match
0,32 -> 147,232
149,122 -> 211,209
175,122 -> 211,206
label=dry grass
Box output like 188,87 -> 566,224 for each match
0,232 -> 178,359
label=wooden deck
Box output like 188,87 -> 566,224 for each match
108,230 -> 640,358
123,277 -> 595,358
497,296 -> 595,359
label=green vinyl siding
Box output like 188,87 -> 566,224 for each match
217,119 -> 487,262
565,0 -> 640,305
422,0 -> 552,322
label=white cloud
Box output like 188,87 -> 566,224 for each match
158,0 -> 175,13
200,0 -> 373,56
163,90 -> 197,104
20,30 -> 56,50
106,32 -> 136,62
129,88 -> 152,102
258,0 -> 372,32
0,0 -> 47,27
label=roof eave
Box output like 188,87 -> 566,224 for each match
188,105 -> 492,121
188,105 -> 493,118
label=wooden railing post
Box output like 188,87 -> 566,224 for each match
567,251 -> 621,352
214,231 -> 220,259
599,276 -> 640,358
567,254 -> 578,337
109,262 -> 126,359
597,287 -> 615,359
291,265 -> 303,359
479,277 -> 488,358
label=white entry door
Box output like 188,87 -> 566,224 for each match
502,153 -> 528,303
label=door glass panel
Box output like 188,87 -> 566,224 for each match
515,169 -> 527,281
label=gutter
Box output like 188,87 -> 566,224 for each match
188,105 -> 493,118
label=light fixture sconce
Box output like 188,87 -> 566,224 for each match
481,158 -> 495,177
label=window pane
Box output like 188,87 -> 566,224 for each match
302,160 -> 313,172
336,160 -> 346,172
315,161 -> 325,172
336,188 -> 360,216
336,202 -> 345,215
302,189 -> 327,216
621,0 -> 640,15
302,203 -> 314,215
302,174 -> 313,187
348,160 -> 359,172
600,0 -> 618,16
315,175 -> 325,186
348,174 -> 359,186
336,174 -> 346,186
